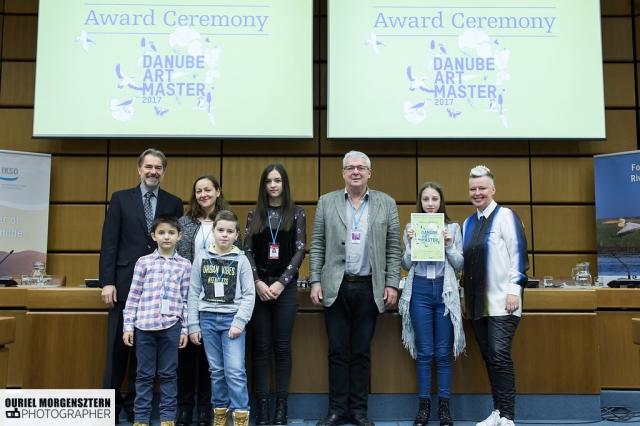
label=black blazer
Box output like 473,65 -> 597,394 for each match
98,186 -> 183,300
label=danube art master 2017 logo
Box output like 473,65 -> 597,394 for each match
367,28 -> 510,128
76,26 -> 221,126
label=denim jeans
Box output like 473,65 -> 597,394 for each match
409,276 -> 453,399
200,312 -> 250,411
134,321 -> 181,423
472,315 -> 520,420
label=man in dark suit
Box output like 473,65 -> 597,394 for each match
99,148 -> 183,423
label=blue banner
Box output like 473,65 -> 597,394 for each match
594,151 -> 640,283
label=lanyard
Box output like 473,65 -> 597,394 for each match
199,222 -> 213,250
348,198 -> 368,230
268,209 -> 283,244
160,255 -> 174,300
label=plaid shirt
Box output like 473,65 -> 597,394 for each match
123,250 -> 191,335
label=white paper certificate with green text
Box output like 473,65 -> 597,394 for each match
411,213 -> 444,262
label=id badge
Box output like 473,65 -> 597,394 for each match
214,280 -> 225,298
350,230 -> 361,244
268,243 -> 280,259
426,264 -> 436,279
161,298 -> 171,315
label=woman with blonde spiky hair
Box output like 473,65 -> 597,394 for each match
462,165 -> 529,426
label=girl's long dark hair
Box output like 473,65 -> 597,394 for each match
186,175 -> 229,221
249,164 -> 295,234
417,181 -> 452,223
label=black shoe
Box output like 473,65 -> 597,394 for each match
255,397 -> 271,425
316,413 -> 347,426
272,396 -> 288,425
414,398 -> 430,426
438,398 -> 453,426
197,406 -> 211,426
177,408 -> 193,426
351,414 -> 375,426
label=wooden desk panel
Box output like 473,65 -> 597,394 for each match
514,313 -> 599,394
0,288 -> 27,307
0,317 -> 16,389
25,288 -> 105,310
0,317 -> 16,345
633,318 -> 640,345
372,313 -> 599,394
524,289 -> 596,311
23,312 -> 107,389
598,311 -> 640,388
597,289 -> 640,308
4,311 -> 26,387
289,313 -> 328,393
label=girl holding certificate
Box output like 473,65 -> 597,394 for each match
399,182 -> 465,426
244,164 -> 307,426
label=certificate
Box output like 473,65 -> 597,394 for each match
411,213 -> 445,262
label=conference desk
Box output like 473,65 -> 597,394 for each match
0,287 -> 638,392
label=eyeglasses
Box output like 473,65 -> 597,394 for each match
343,166 -> 370,172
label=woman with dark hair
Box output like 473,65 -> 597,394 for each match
399,181 -> 465,426
176,175 -> 229,426
245,164 -> 306,425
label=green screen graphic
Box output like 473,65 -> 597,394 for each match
34,0 -> 313,138
328,0 -> 605,139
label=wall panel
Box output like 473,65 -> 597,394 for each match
533,206 -> 597,252
48,205 -> 104,251
107,156 -> 221,203
531,158 -> 595,203
604,63 -> 636,107
50,157 -> 107,202
2,15 -> 36,60
530,110 -> 637,155
417,157 -> 531,203
4,0 -> 38,14
223,157 -> 318,203
319,157 -> 417,203
47,253 -> 100,287
534,254 -> 599,279
602,17 -> 633,61
0,109 -> 108,154
0,61 -> 35,106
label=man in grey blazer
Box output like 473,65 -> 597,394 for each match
310,150 -> 401,426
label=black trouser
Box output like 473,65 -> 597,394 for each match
251,277 -> 298,397
177,341 -> 211,416
103,301 -> 136,417
471,315 -> 520,420
324,276 -> 379,418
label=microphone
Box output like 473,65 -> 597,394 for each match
0,250 -> 14,267
0,250 -> 18,287
611,252 -> 632,279
608,253 -> 640,288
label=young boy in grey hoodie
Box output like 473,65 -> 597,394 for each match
187,210 -> 255,426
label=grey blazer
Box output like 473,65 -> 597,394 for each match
309,189 -> 402,312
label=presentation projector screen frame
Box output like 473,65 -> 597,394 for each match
327,0 -> 606,140
33,0 -> 314,139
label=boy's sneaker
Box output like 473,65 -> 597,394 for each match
498,418 -> 515,426
476,410 -> 501,426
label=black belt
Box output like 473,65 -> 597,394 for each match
342,273 -> 372,283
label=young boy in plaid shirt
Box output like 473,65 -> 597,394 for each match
123,216 -> 191,426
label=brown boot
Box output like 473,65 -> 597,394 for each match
213,407 -> 229,426
232,410 -> 249,426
